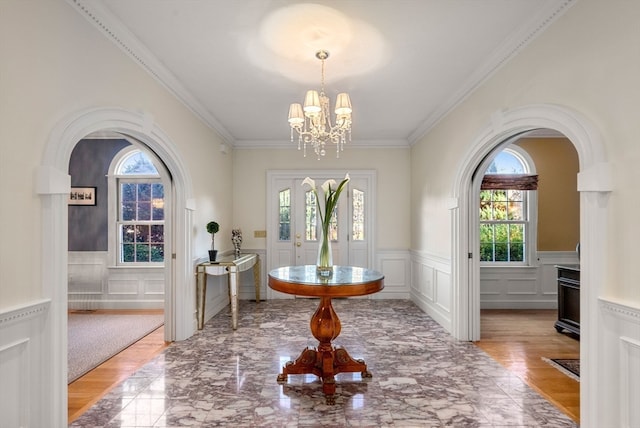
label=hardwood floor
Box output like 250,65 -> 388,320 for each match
67,320 -> 169,423
68,308 -> 579,424
475,309 -> 580,423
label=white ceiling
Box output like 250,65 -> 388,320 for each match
72,0 -> 573,148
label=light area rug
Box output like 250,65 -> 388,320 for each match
542,357 -> 580,382
68,312 -> 164,383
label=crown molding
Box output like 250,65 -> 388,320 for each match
408,0 -> 576,145
66,0 -> 236,146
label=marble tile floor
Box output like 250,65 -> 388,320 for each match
70,299 -> 577,427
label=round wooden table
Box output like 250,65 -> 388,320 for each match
268,265 -> 384,404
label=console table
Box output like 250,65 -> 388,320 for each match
195,253 -> 260,330
268,265 -> 384,404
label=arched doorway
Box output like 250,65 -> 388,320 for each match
38,107 -> 195,426
450,104 -> 612,426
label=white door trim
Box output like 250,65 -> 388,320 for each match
38,106 -> 195,426
450,103 -> 611,427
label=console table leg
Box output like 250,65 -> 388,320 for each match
229,267 -> 239,330
253,255 -> 260,302
196,268 -> 206,330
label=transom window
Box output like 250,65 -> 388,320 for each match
480,148 -> 536,264
115,150 -> 164,264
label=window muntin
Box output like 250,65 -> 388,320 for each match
115,150 -> 164,265
480,148 -> 531,264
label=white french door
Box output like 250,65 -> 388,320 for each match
266,170 -> 375,299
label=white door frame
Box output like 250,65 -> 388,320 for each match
450,104 -> 611,427
38,107 -> 195,426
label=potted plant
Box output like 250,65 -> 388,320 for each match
206,221 -> 219,261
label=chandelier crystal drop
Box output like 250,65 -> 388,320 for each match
288,50 -> 352,159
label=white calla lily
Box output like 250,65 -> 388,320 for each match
321,179 -> 337,195
301,177 -> 316,191
301,173 -> 351,273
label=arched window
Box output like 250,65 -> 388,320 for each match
112,149 -> 164,265
480,147 -> 537,264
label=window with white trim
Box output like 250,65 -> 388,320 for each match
480,147 -> 537,264
114,150 -> 164,265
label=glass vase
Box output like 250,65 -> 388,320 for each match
316,226 -> 333,277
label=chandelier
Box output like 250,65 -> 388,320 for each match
287,50 -> 352,159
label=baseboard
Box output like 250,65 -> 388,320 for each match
68,299 -> 164,310
480,301 -> 558,310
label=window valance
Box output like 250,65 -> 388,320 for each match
481,174 -> 538,190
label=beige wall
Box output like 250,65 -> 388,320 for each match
411,0 -> 640,303
516,138 -> 579,251
0,1 -> 232,309
232,147 -> 411,251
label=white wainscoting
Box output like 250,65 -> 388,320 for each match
409,251 -> 452,332
600,298 -> 640,428
480,251 -> 579,309
68,251 -> 164,309
0,299 -> 50,428
374,250 -> 411,299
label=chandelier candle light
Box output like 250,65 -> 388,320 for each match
288,50 -> 352,159
302,173 -> 350,277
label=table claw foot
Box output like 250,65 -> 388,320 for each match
277,373 -> 287,383
361,370 -> 372,378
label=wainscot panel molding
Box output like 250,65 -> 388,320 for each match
374,250 -> 411,299
410,250 -> 452,332
0,299 -> 50,428
68,251 -> 165,309
480,251 -> 579,309
600,298 -> 640,428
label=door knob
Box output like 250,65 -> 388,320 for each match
296,242 -> 301,247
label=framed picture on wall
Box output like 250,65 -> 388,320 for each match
69,187 -> 96,206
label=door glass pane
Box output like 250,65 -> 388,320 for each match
278,189 -> 291,241
305,190 -> 318,241
352,189 -> 364,241
329,208 -> 338,241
